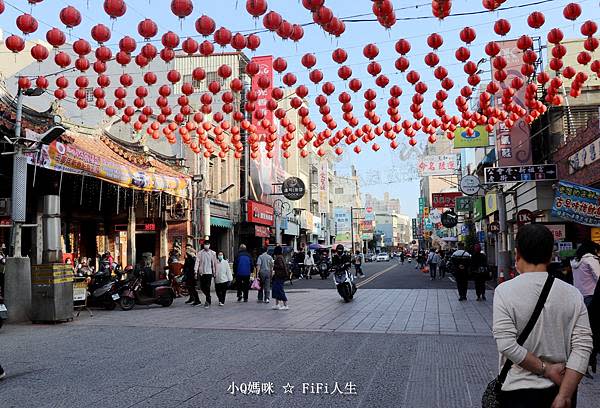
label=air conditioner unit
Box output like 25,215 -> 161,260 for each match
0,198 -> 10,217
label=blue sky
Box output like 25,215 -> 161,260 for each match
1,0 -> 598,217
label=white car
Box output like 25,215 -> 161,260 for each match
376,252 -> 390,262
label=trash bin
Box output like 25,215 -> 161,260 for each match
31,264 -> 74,323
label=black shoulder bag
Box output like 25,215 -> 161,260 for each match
482,275 -> 555,408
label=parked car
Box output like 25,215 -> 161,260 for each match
377,252 -> 390,262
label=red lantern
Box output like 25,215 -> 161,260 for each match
547,28 -> 564,45
138,18 -> 158,39
97,75 -> 110,88
59,6 -> 81,28
494,19 -> 511,36
115,51 -> 130,66
282,73 -> 297,87
363,43 -> 379,60
485,41 -> 500,57
301,53 -> 317,69
290,25 -> 304,42
231,33 -> 246,51
245,34 -> 260,52
367,61 -> 382,76
160,48 -> 175,63
338,66 -> 352,81
214,27 -> 232,47
72,38 -> 90,56
195,15 -> 216,37
104,0 -> 126,19
246,0 -> 267,18
424,52 -> 440,67
120,73 -> 133,87
527,11 -> 545,29
182,38 -> 198,55
349,78 -> 362,93
199,40 -> 214,57
427,33 -> 443,50
395,39 -> 411,55
30,44 -> 48,62
313,6 -> 333,26
376,75 -> 389,88
16,14 -> 38,35
74,57 -> 90,72
91,24 -> 111,44
161,31 -> 180,49
95,45 -> 112,62
35,75 -> 48,89
332,48 -> 348,64
563,3 -> 581,21
581,20 -> 598,37
395,56 -> 410,72
18,76 -> 31,90
56,76 -> 69,89
277,20 -> 293,40
118,36 -> 136,54
577,51 -> 592,66
459,27 -> 476,44
263,11 -> 282,31
171,0 -> 193,19
5,34 -> 25,53
455,47 -> 470,62
54,51 -> 71,68
46,28 -> 66,48
218,64 -> 232,79
517,35 -> 533,51
273,57 -> 287,74
406,70 -> 420,85
584,37 -> 599,53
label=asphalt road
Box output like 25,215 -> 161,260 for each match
291,259 -> 458,290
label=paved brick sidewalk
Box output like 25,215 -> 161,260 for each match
71,288 -> 493,336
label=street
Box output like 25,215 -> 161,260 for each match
1,262 -> 599,407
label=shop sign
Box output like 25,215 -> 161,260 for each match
318,161 -> 329,214
459,175 -> 481,196
485,193 -> 498,214
591,227 -> 600,245
441,210 -> 458,228
364,207 -> 375,221
569,137 -> 600,174
488,222 -> 500,233
552,181 -> 600,227
247,200 -> 274,226
0,217 -> 11,226
429,209 -> 442,224
423,207 -> 430,218
453,125 -> 490,148
250,55 -> 274,137
417,154 -> 460,176
516,209 -> 533,226
455,197 -> 474,213
477,231 -> 486,243
281,177 -> 306,201
432,192 -> 463,208
424,218 -> 433,231
361,233 -> 374,240
546,224 -> 566,241
473,197 -> 485,221
412,218 -> 418,236
484,164 -> 557,184
255,225 -> 271,238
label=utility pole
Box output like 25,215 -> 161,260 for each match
10,89 -> 26,257
350,206 -> 354,253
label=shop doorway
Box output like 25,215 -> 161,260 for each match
135,233 -> 156,259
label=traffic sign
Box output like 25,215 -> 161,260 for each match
484,164 -> 557,184
460,175 -> 481,196
365,206 -> 374,221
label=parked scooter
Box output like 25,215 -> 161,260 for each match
318,261 -> 330,280
119,266 -> 175,311
331,264 -> 357,302
0,294 -> 7,329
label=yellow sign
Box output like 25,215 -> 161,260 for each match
485,193 -> 498,214
423,207 -> 430,218
592,227 -> 600,245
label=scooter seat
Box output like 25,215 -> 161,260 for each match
148,279 -> 170,287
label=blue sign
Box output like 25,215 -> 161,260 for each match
477,231 -> 486,243
461,224 -> 470,235
552,181 -> 600,227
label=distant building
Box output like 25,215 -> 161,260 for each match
364,192 -> 401,214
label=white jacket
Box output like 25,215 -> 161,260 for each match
215,259 -> 233,284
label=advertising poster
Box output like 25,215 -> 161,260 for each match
552,181 -> 600,227
453,125 -> 490,148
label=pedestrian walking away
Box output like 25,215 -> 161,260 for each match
450,243 -> 471,301
234,244 -> 253,302
571,241 -> 600,310
303,249 -> 314,279
400,252 -> 405,264
256,247 -> 273,303
353,250 -> 365,278
271,246 -> 289,310
491,224 -> 593,408
183,245 -> 200,306
194,240 -> 217,308
427,248 -> 439,280
214,251 -> 233,306
471,244 -> 489,301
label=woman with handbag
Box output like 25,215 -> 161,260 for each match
271,246 -> 289,311
488,224 -> 592,408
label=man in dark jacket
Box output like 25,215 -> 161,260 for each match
332,244 -> 351,270
234,244 -> 253,302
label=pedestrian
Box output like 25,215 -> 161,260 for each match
234,244 -> 253,302
571,241 -> 600,309
438,250 -> 447,279
271,246 -> 289,310
400,251 -> 405,264
256,247 -> 273,303
353,250 -> 365,278
194,240 -> 217,308
450,242 -> 471,301
303,249 -> 314,279
492,224 -> 592,408
183,245 -> 200,306
214,251 -> 233,306
471,244 -> 488,301
427,248 -> 439,280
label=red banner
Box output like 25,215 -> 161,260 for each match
247,200 -> 274,226
250,55 -> 274,138
493,40 -> 532,167
432,192 -> 463,208
255,225 -> 271,238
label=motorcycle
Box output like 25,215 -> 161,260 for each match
119,267 -> 175,311
87,280 -> 121,310
318,261 -> 330,280
331,263 -> 357,302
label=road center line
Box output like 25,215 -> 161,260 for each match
357,263 -> 398,288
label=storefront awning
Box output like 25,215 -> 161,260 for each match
25,130 -> 190,198
210,216 -> 233,229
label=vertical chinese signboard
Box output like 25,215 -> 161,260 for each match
318,160 -> 329,214
250,55 -> 274,137
493,40 -> 532,166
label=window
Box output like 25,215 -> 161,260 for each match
335,188 -> 344,195
85,87 -> 94,102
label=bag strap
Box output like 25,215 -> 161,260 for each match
498,274 -> 555,384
